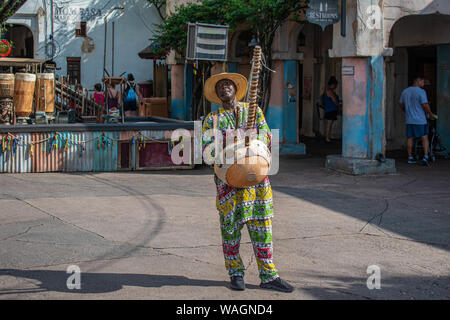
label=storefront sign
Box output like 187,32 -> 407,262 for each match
54,3 -> 103,23
306,0 -> 340,30
0,40 -> 12,57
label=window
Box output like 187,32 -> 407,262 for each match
75,22 -> 87,37
67,57 -> 81,85
297,32 -> 306,52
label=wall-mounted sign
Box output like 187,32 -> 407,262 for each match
186,23 -> 229,62
0,40 -> 12,57
306,0 -> 340,31
54,3 -> 103,23
342,66 -> 355,76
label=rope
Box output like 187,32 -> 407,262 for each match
0,131 -> 184,157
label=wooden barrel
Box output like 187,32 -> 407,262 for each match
0,98 -> 13,125
14,73 -> 36,117
214,139 -> 271,188
0,74 -> 15,99
35,73 -> 55,114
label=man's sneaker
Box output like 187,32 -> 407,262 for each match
260,278 -> 294,293
230,276 -> 245,291
421,156 -> 430,166
408,157 -> 416,164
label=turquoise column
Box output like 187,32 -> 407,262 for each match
171,64 -> 185,120
437,44 -> 450,155
326,56 -> 396,175
280,60 -> 306,155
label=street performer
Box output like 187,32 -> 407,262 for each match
202,72 -> 293,293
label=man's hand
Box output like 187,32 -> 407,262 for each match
422,103 -> 436,119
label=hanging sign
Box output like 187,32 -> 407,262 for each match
306,0 -> 341,30
186,23 -> 229,62
0,40 -> 12,57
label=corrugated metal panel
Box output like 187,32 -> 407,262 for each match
120,131 -> 138,141
93,131 -> 119,172
0,133 -> 32,173
164,129 -> 194,139
0,129 -> 195,174
60,131 -> 94,172
140,130 -> 166,141
32,132 -> 64,173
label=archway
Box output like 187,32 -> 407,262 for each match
287,22 -> 334,140
386,14 -> 450,152
229,29 -> 254,80
4,24 -> 34,58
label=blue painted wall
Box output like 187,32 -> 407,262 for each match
342,56 -> 385,159
266,105 -> 284,141
342,113 -> 368,158
284,60 -> 298,144
437,44 -> 450,151
228,62 -> 238,73
367,56 -> 385,159
171,98 -> 185,120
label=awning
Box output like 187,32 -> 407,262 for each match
0,57 -> 46,67
420,0 -> 450,15
138,41 -> 161,59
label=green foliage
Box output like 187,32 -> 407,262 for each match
0,0 -> 28,24
151,0 -> 309,59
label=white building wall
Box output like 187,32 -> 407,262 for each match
9,0 -> 162,91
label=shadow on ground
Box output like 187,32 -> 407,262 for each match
1,269 -> 448,299
0,269 -> 262,295
298,273 -> 450,300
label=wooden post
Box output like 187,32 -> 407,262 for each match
44,81 -> 47,114
82,88 -> 86,115
61,76 -> 64,111
120,79 -> 125,123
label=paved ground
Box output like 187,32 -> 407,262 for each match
0,140 -> 449,300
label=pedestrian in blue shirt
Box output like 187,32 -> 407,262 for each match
322,76 -> 341,143
400,76 -> 436,165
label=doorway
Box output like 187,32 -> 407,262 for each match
408,46 -> 437,114
4,24 -> 34,58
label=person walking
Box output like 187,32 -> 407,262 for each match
121,73 -> 143,117
322,76 -> 341,143
202,73 -> 294,293
400,75 -> 437,165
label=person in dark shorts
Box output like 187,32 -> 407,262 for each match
400,75 -> 437,165
121,73 -> 143,116
322,76 -> 341,143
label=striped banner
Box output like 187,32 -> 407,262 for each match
187,24 -> 229,61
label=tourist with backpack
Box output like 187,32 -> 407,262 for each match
121,73 -> 143,117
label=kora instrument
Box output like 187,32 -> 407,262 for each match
214,46 -> 271,188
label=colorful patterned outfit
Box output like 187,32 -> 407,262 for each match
202,102 -> 279,283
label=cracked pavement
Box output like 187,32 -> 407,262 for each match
0,153 -> 449,299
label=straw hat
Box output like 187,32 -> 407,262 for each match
203,73 -> 248,105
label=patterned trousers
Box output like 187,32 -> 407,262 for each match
221,218 -> 279,283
